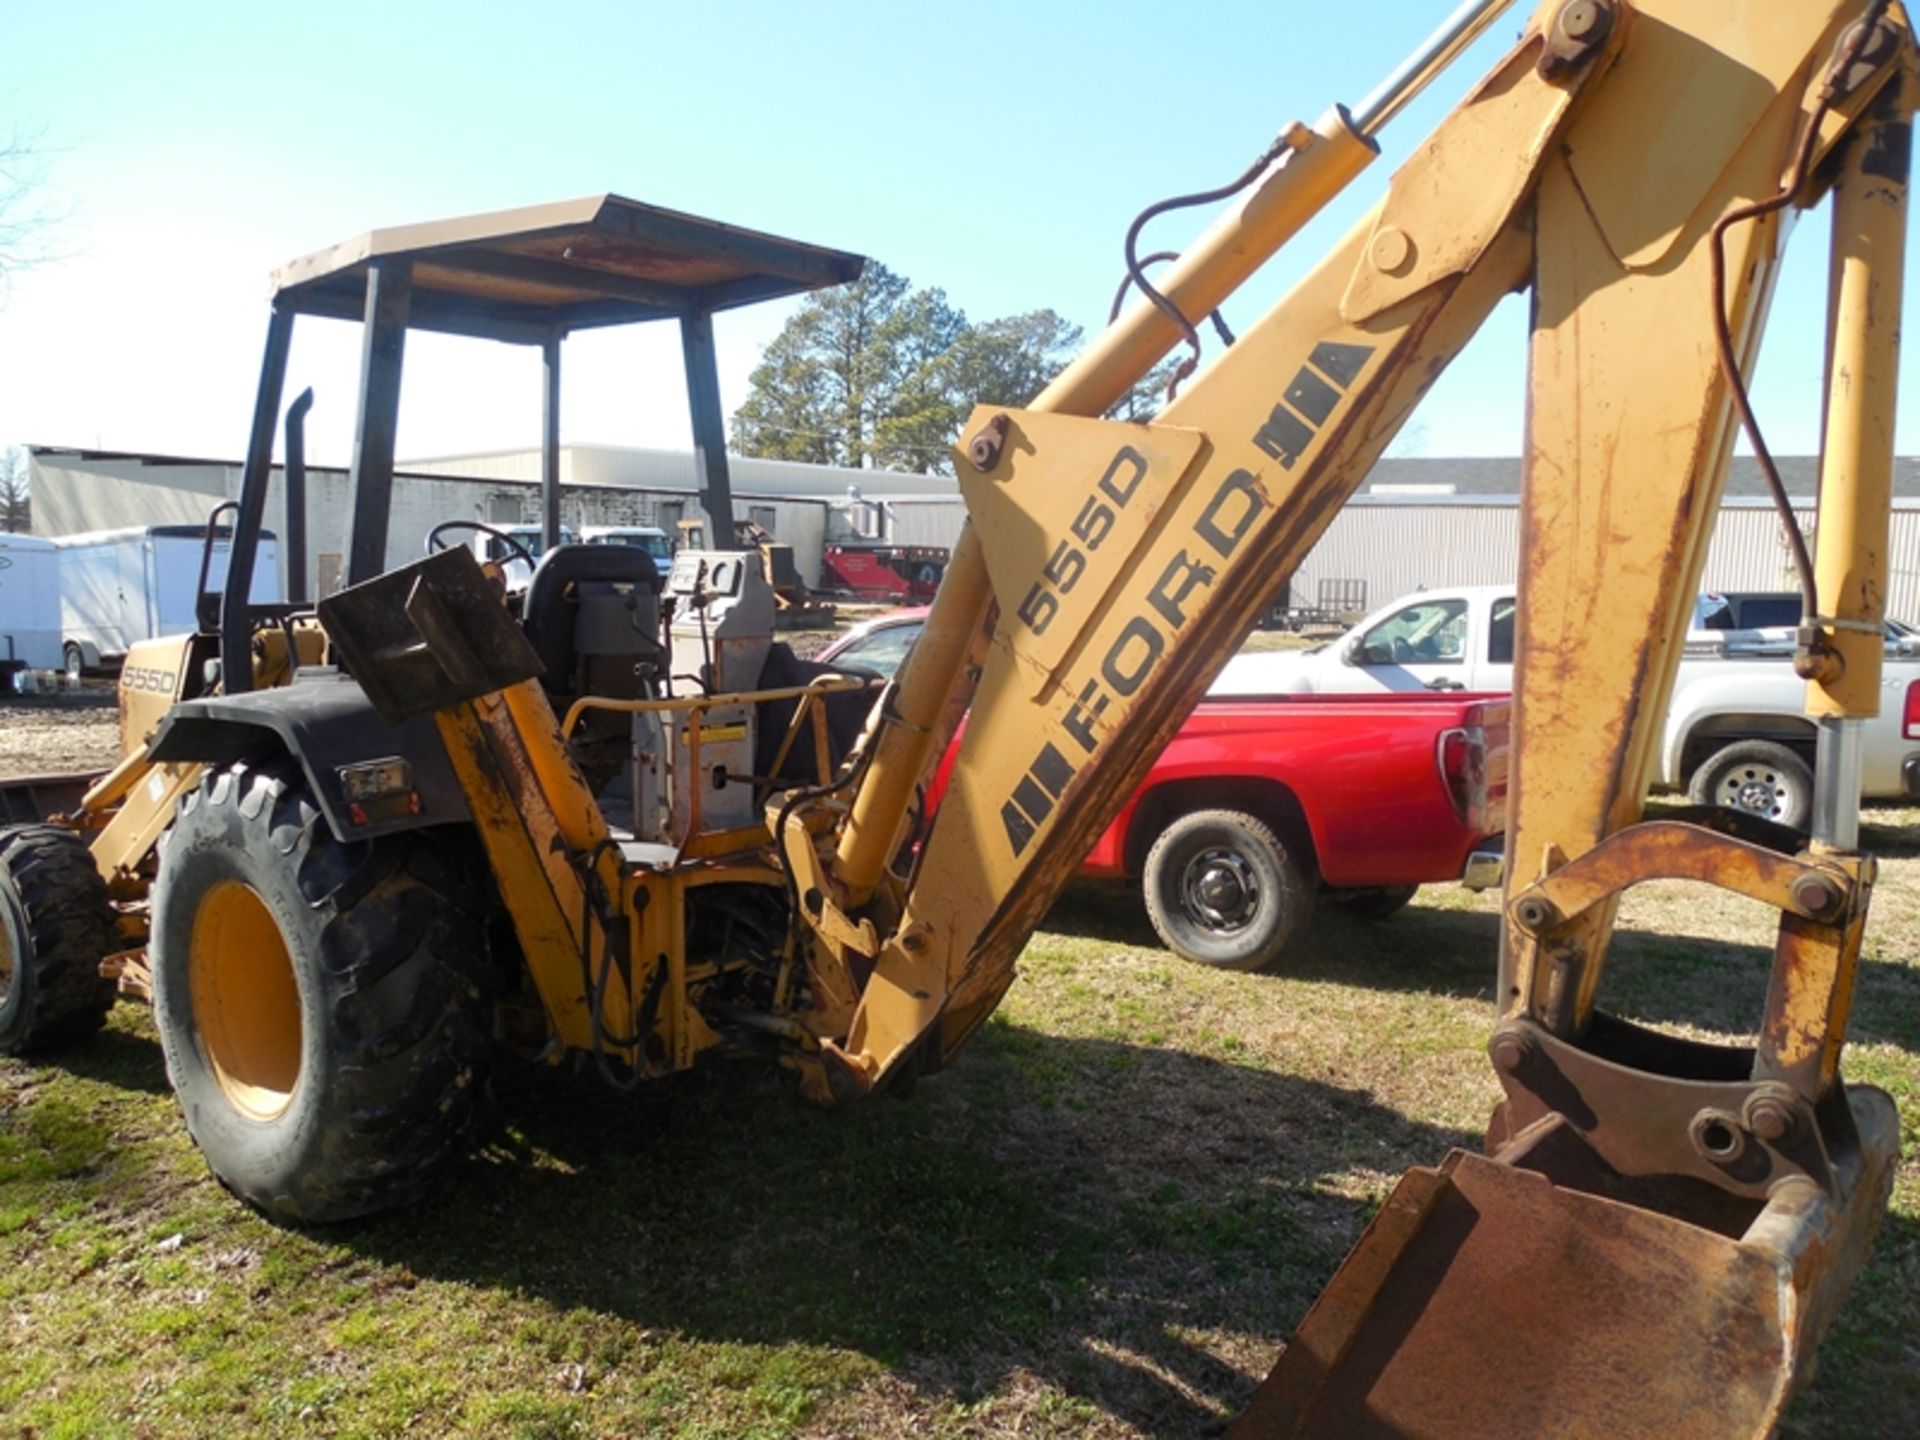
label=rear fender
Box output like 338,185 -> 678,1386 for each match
146,671 -> 469,842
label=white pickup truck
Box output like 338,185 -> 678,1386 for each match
1215,584 -> 1920,826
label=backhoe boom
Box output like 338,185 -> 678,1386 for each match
785,2 -> 1912,1431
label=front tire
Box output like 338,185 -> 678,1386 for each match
0,824 -> 118,1054
152,762 -> 496,1223
1142,808 -> 1312,971
62,643 -> 84,685
1686,740 -> 1814,830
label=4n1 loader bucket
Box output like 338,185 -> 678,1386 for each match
1232,1087 -> 1899,1438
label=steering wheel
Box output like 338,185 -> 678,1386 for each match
1391,637 -> 1417,664
426,520 -> 537,569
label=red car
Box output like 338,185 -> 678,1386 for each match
820,611 -> 1507,971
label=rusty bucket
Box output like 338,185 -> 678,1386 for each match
1231,1094 -> 1899,1439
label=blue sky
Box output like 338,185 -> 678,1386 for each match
0,0 -> 1893,471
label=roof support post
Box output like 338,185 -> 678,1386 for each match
680,307 -> 734,543
542,328 -> 563,552
222,301 -> 295,694
345,256 -> 413,587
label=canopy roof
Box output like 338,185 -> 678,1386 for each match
269,193 -> 866,343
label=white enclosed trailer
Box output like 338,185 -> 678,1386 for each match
55,524 -> 281,675
0,532 -> 63,681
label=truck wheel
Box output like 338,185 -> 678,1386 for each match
0,825 -> 118,1055
1687,740 -> 1814,830
151,763 -> 496,1224
62,643 -> 84,684
1340,885 -> 1419,921
1143,808 -> 1312,972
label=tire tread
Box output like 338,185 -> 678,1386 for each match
0,823 -> 118,1054
156,762 -> 495,1223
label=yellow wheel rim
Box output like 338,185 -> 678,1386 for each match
188,880 -> 302,1122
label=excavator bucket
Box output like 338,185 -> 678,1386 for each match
1231,1099 -> 1900,1439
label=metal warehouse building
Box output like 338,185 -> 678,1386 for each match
27,444 -> 959,592
27,445 -> 1920,619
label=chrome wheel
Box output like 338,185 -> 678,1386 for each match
1716,765 -> 1793,821
1181,846 -> 1261,934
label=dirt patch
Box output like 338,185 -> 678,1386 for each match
0,688 -> 122,778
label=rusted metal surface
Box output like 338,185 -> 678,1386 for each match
1757,851 -> 1875,1097
98,946 -> 152,1003
1537,0 -> 1612,78
964,413 -> 1010,473
1509,819 -> 1857,932
1232,1095 -> 1898,1438
1487,1012 -> 1840,1203
0,771 -> 98,825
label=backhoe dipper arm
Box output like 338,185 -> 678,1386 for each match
799,4 -> 1912,1431
806,0 -> 1909,1101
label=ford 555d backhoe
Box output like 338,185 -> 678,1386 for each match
1,1 -> 1912,1433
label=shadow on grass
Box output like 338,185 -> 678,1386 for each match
1599,924 -> 1920,1055
45,1018 -> 173,1096
1860,809 -> 1920,860
1784,1207 -> 1920,1438
340,1025 -> 1478,1438
1044,881 -> 1502,1004
1042,883 -> 1920,1055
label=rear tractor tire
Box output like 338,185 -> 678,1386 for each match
1142,808 -> 1313,972
0,824 -> 119,1055
151,762 -> 497,1224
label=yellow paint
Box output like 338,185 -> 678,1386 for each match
826,13 -> 1572,1090
189,880 -> 301,1121
433,693 -> 624,1054
831,80 -> 1382,906
1506,2 -> 1899,1031
1809,69 -> 1910,718
684,722 -> 748,745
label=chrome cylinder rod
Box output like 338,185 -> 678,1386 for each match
1813,717 -> 1865,852
1352,0 -> 1519,136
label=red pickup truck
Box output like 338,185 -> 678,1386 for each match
821,611 -> 1508,972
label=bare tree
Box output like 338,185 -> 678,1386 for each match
1,447 -> 29,532
0,126 -> 57,295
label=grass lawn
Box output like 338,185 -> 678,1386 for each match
4,809 -> 1917,1437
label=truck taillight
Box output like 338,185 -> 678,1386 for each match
1906,681 -> 1920,739
1438,725 -> 1488,830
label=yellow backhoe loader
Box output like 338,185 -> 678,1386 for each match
2,1 -> 1912,1433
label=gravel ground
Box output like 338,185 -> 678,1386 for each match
0,688 -> 123,778
0,619 -> 858,785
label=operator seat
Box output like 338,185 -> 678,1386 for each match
522,544 -> 664,694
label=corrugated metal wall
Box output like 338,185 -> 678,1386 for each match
30,455 -> 833,591
405,445 -> 961,499
1284,498 -> 1920,619
874,498 -> 970,548
33,448 -> 1920,621
800,494 -> 1920,622
1286,503 -> 1522,612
